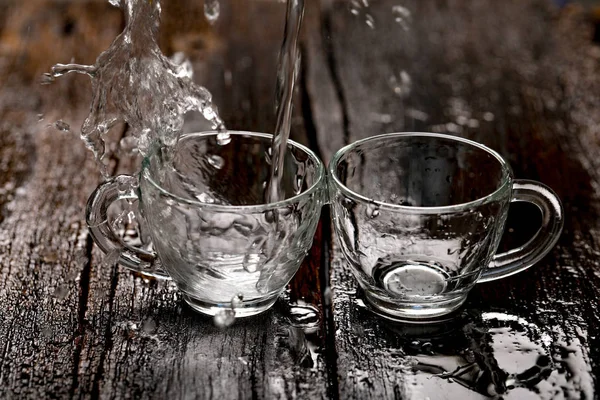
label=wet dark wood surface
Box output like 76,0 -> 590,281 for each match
1,0 -> 600,399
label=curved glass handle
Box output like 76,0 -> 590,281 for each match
479,179 -> 564,283
86,175 -> 169,279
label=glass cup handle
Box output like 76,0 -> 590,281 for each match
479,179 -> 564,283
85,175 -> 169,279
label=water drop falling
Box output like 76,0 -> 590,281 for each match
204,0 -> 220,24
391,5 -> 412,31
366,203 -> 380,219
214,309 -> 235,328
365,13 -> 375,29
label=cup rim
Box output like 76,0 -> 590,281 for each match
142,130 -> 326,212
328,132 -> 513,214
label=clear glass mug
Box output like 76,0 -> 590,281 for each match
328,132 -> 564,321
86,131 -> 326,317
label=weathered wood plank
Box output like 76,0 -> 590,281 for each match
311,0 -> 600,398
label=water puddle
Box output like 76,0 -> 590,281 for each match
396,311 -> 594,398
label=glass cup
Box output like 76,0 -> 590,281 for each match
328,132 -> 564,321
86,131 -> 326,317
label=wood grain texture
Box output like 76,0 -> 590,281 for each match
309,0 -> 600,398
1,0 -> 600,399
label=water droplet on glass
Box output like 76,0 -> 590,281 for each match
207,154 -> 224,169
231,293 -> 244,309
391,5 -> 412,31
366,203 -> 380,218
204,0 -> 220,24
243,253 -> 264,273
214,309 -> 235,328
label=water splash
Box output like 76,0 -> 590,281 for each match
47,0 -> 225,177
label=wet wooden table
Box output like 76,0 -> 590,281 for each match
1,0 -> 600,398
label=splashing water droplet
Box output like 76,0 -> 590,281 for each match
214,309 -> 235,328
391,5 -> 412,31
204,0 -> 220,24
366,203 -> 380,218
48,0 -> 226,177
207,154 -> 225,169
109,0 -> 121,7
365,13 -> 375,29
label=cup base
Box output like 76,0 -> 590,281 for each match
363,291 -> 468,323
182,293 -> 280,318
